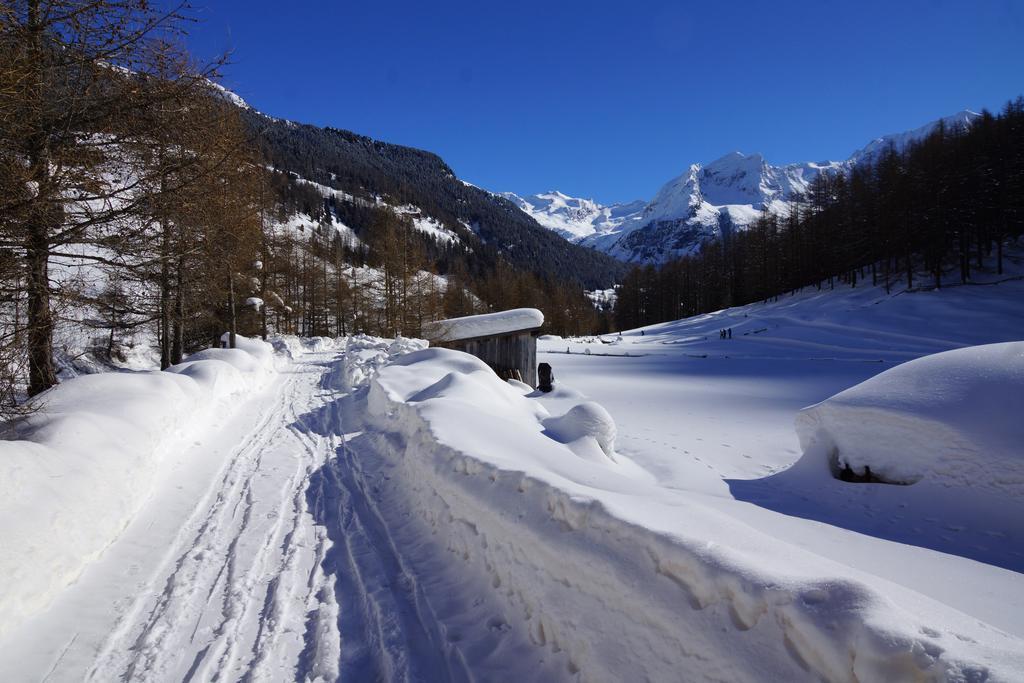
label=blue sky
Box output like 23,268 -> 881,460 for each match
184,1 -> 1024,204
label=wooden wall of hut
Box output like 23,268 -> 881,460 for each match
453,331 -> 538,388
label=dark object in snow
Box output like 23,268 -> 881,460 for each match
836,462 -> 908,485
538,363 -> 554,393
728,328 -> 732,339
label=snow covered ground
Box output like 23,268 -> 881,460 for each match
0,336 -> 569,682
534,272 -> 1024,678
2,263 -> 1023,681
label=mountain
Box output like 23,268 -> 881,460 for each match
498,191 -> 646,242
509,110 -> 981,264
848,109 -> 980,167
235,108 -> 628,289
589,153 -> 847,262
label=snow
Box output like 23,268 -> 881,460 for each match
542,401 -> 617,460
394,204 -> 463,245
592,152 -> 846,262
267,333 -> 340,359
423,307 -> 544,342
0,335 -> 276,640
5,251 -> 1024,681
367,330 -> 1024,680
534,262 -> 1024,649
278,211 -> 361,247
797,341 -> 1024,492
500,190 -> 646,242
280,172 -> 465,248
206,80 -> 251,110
585,287 -> 617,309
1,335 -> 581,681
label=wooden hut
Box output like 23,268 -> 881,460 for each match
424,308 -> 544,387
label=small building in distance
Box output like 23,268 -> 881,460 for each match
423,308 -> 545,387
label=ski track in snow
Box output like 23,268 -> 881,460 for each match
48,350 -> 559,683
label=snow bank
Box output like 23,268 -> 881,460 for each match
363,347 -> 1024,682
423,307 -> 543,342
325,334 -> 428,392
268,333 -> 340,360
796,342 -> 1024,493
0,336 -> 276,637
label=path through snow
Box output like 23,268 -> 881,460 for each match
3,346 -> 563,682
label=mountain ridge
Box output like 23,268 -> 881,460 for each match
505,110 -> 981,263
233,102 -> 629,289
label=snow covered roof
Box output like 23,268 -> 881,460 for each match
424,308 -> 544,342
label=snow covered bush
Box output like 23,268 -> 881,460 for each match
796,341 -> 1024,494
0,335 -> 276,637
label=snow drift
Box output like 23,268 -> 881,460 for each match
796,342 -> 1024,493
363,346 -> 1024,682
0,336 -> 276,637
268,333 -> 340,359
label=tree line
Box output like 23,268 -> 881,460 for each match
615,100 -> 1024,330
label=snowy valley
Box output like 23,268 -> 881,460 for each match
3,248 -> 1024,681
2,4 -> 1023,682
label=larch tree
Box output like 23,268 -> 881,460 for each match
0,0 -> 221,394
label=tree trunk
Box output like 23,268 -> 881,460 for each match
171,253 -> 185,364
159,225 -> 171,369
26,217 -> 56,395
227,267 -> 237,348
24,0 -> 56,396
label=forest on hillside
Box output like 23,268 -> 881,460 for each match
242,110 -> 628,290
0,1 -> 605,413
614,101 -> 1024,330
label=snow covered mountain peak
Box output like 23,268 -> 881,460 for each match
509,108 -> 981,263
499,190 -> 645,242
707,150 -> 763,167
698,150 -> 776,206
